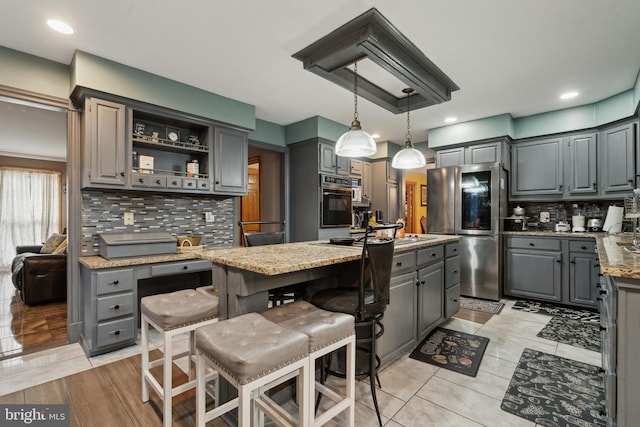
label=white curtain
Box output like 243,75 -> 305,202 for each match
0,168 -> 60,270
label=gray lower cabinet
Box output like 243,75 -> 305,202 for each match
603,275 -> 640,426
80,259 -> 213,356
380,242 -> 460,366
81,266 -> 136,356
504,236 -> 598,308
417,261 -> 443,341
504,236 -> 563,302
568,240 -> 599,307
380,270 -> 418,365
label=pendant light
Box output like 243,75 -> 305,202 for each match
335,62 -> 377,157
391,88 -> 426,169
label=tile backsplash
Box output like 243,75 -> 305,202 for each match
507,200 -> 630,231
81,190 -> 235,255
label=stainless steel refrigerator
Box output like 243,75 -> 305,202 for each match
427,162 -> 507,300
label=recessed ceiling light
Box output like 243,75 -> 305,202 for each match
371,133 -> 380,139
47,19 -> 74,35
560,91 -> 578,100
444,117 -> 457,123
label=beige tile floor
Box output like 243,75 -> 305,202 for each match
0,298 -> 601,426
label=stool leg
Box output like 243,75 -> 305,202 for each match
196,350 -> 206,427
141,315 -> 150,402
188,329 -> 195,381
163,332 -> 172,427
239,384 -> 252,427
369,322 -> 382,427
346,337 -> 355,427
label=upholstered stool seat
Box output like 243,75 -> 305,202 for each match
196,312 -> 310,427
262,300 -> 355,426
141,289 -> 219,427
195,285 -> 219,299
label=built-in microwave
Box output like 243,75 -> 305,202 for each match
320,174 -> 352,228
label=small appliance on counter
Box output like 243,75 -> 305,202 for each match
587,218 -> 603,232
504,205 -> 527,231
572,214 -> 586,232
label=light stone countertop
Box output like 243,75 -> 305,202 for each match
503,230 -> 640,280
79,234 -> 460,275
196,235 -> 460,275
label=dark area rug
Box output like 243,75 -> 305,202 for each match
537,317 -> 601,352
501,348 -> 606,426
409,327 -> 489,377
512,299 -> 599,324
460,296 -> 504,314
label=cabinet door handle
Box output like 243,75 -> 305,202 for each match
592,182 -> 597,189
215,180 -> 220,184
556,259 -> 562,263
452,298 -> 459,303
628,178 -> 634,184
559,184 -> 563,191
120,172 -> 125,177
452,269 -> 458,274
570,259 -> 575,264
581,245 -> 587,250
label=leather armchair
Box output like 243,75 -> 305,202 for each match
11,245 -> 67,305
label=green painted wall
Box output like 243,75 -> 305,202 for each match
594,90 -> 635,126
71,51 -> 255,130
0,46 -> 69,98
428,114 -> 514,147
284,115 -> 349,145
249,119 -> 286,146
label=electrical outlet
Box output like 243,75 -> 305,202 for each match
540,212 -> 550,223
124,212 -> 134,225
205,212 -> 215,223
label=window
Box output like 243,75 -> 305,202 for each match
0,168 -> 61,269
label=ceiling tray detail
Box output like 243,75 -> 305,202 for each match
292,8 -> 460,114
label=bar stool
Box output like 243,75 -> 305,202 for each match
141,289 -> 219,427
195,312 -> 310,427
308,224 -> 400,427
262,300 -> 355,426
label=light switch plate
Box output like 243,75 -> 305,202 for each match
540,212 -> 550,223
124,212 -> 134,225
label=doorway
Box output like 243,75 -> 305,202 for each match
405,181 -> 417,233
240,158 -> 261,245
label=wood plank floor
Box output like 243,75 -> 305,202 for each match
0,272 -> 68,361
0,349 -> 230,427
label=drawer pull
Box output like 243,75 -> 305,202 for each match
431,253 -> 436,257
111,304 -> 120,310
183,265 -> 188,270
452,270 -> 458,274
112,330 -> 121,336
600,326 -> 606,331
111,280 -> 119,285
452,298 -> 459,303
581,245 -> 587,250
172,181 -> 178,185
529,243 -> 535,247
453,248 -> 457,253
156,179 -> 162,185
139,178 -> 144,183
396,262 -> 402,267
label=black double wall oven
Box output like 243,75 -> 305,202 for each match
320,174 -> 352,228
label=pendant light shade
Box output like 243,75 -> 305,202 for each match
391,88 -> 426,169
335,62 -> 377,157
335,119 -> 377,157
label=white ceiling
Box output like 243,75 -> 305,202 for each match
1,0 -> 640,160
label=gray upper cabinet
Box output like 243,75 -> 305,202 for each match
435,139 -> 510,169
84,98 -> 127,187
511,137 -> 564,197
213,127 -> 248,195
436,148 -> 464,167
319,141 -> 349,175
350,159 -> 363,176
371,160 -> 399,223
600,122 -> 636,194
362,161 -> 372,202
566,133 -> 598,196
